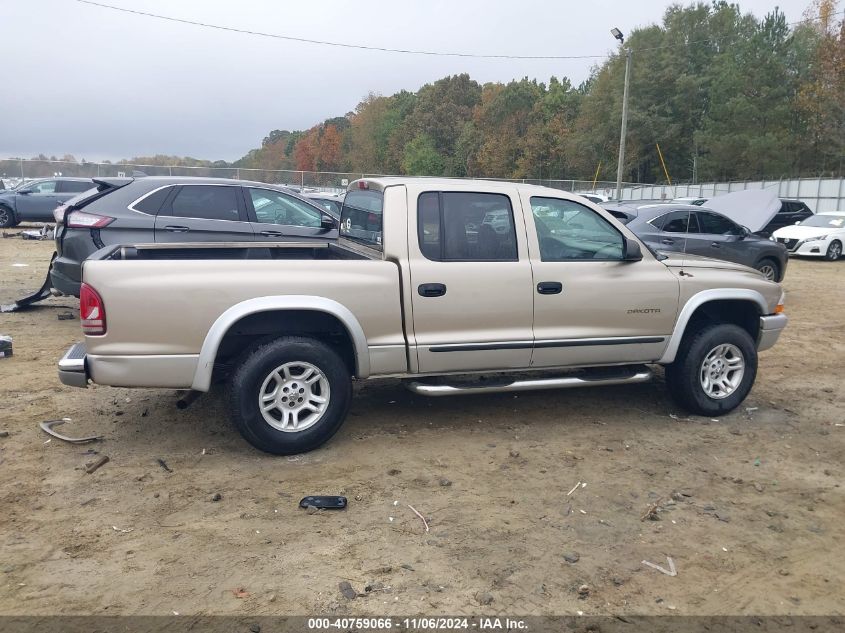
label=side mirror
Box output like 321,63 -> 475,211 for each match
794,220 -> 801,225
17,188 -> 32,195
320,214 -> 337,230
623,239 -> 643,261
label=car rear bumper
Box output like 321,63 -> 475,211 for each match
49,260 -> 81,296
757,314 -> 788,352
58,342 -> 89,388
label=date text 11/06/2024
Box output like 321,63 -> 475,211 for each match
306,617 -> 528,630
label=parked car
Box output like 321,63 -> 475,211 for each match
772,211 -> 845,261
50,177 -> 338,297
759,199 -> 814,236
672,196 -> 708,206
58,178 -> 786,455
0,177 -> 94,227
302,192 -> 344,218
624,204 -> 788,281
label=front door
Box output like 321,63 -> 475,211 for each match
522,194 -> 679,368
16,179 -> 58,220
408,187 -> 534,374
244,187 -> 328,241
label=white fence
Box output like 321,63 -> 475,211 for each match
617,178 -> 845,214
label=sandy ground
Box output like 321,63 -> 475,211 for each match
0,228 -> 843,618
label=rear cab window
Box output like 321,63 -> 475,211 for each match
340,188 -> 384,249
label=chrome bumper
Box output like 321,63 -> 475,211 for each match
757,314 -> 788,352
58,342 -> 89,388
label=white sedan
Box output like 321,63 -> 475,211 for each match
772,211 -> 845,261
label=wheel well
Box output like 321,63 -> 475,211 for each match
686,300 -> 761,341
213,310 -> 357,375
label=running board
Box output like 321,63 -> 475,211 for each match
406,366 -> 653,397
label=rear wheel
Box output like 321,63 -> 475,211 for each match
0,205 -> 15,228
228,336 -> 351,455
664,323 -> 757,416
825,240 -> 842,261
755,258 -> 780,281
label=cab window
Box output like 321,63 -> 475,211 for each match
417,191 -> 517,262
247,188 -> 321,227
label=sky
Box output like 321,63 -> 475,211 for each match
1,0 -> 814,162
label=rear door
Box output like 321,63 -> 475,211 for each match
407,186 -> 534,373
244,186 -> 328,241
154,184 -> 254,242
56,179 -> 94,204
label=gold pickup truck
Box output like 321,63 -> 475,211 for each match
58,178 -> 787,454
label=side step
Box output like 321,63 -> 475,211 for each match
406,365 -> 653,397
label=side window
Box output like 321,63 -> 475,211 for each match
661,211 -> 699,233
530,197 -> 623,261
133,186 -> 173,215
58,180 -> 94,193
697,211 -> 740,235
248,188 -> 321,228
170,185 -> 240,221
28,180 -> 57,194
417,191 -> 517,262
778,202 -> 794,214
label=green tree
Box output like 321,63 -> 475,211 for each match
402,134 -> 444,175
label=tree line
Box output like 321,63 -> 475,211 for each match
233,0 -> 844,184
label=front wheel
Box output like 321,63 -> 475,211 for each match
825,240 -> 842,261
0,205 -> 15,228
228,336 -> 352,455
664,323 -> 758,416
755,258 -> 780,281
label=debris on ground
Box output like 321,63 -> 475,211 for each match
476,591 -> 494,605
231,587 -> 250,599
57,312 -> 75,320
407,504 -> 430,532
438,477 -> 452,487
0,335 -> 12,358
567,481 -> 583,496
40,418 -> 103,444
578,584 -> 590,598
0,431 -> 9,438
210,493 -> 222,502
642,557 -> 677,577
21,228 -> 51,240
85,455 -> 110,474
641,498 -> 664,521
111,525 -> 133,534
338,581 -> 357,600
563,552 -> 580,564
156,458 -> 173,473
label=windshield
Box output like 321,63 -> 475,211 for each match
800,214 -> 845,228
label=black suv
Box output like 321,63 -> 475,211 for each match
50,177 -> 338,297
759,199 -> 813,236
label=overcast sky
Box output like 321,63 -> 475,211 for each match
2,0 -> 812,162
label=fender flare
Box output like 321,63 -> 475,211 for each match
658,288 -> 769,364
190,295 -> 370,392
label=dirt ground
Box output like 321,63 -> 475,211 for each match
0,227 -> 843,618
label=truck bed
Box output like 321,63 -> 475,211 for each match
92,240 -> 374,263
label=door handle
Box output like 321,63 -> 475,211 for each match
537,281 -> 563,295
418,283 -> 446,297
164,225 -> 189,233
711,242 -> 720,248
661,238 -> 674,245
260,230 -> 285,238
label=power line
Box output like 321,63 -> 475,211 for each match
76,0 -> 607,60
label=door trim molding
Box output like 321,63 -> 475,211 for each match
428,336 -> 665,353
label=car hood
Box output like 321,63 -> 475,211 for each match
704,189 -> 781,232
659,251 -> 759,275
772,225 -> 841,239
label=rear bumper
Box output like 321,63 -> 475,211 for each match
49,262 -> 81,297
757,314 -> 788,352
58,342 -> 89,388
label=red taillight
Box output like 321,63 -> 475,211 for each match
79,283 -> 106,336
67,210 -> 114,229
357,180 -> 369,189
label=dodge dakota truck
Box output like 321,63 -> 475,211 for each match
58,178 -> 788,454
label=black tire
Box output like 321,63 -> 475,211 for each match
228,336 -> 352,455
754,257 -> 780,282
0,205 -> 15,228
825,240 -> 842,262
664,323 -> 757,416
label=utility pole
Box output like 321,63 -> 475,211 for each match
615,48 -> 632,200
